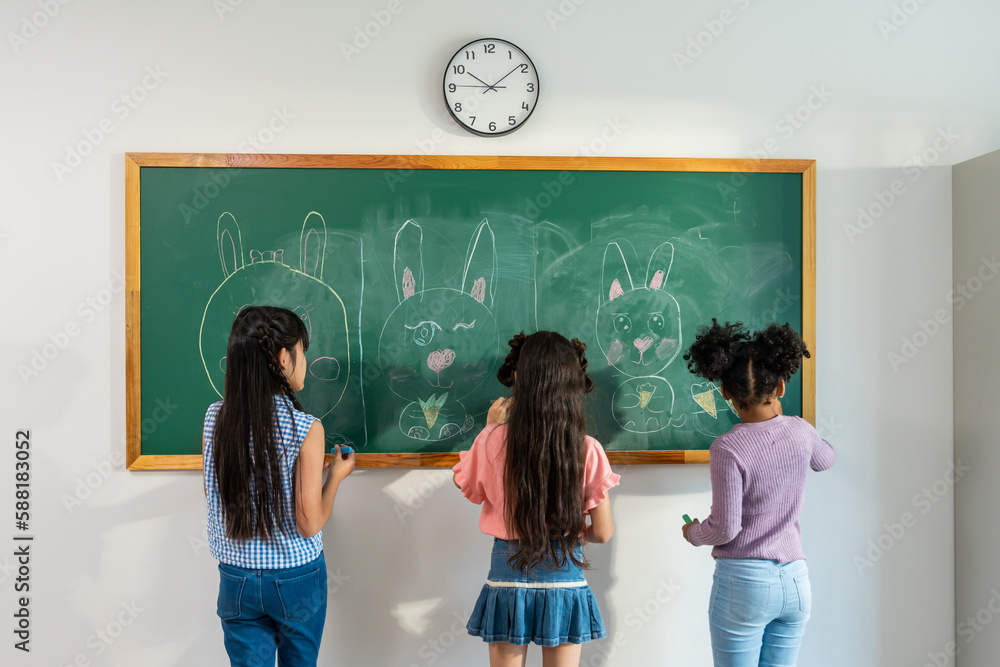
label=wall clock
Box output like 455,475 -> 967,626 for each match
443,38 -> 539,136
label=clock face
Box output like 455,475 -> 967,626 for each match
443,38 -> 539,136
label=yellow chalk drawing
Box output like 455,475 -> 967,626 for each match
639,388 -> 654,409
418,394 -> 448,431
693,390 -> 718,419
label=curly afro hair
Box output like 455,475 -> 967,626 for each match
683,319 -> 810,409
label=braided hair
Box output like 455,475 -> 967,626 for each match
499,330 -> 594,573
683,319 -> 809,409
212,306 -> 310,541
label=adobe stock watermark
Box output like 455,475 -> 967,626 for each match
747,85 -> 833,160
51,66 -> 168,182
340,0 -> 405,63
519,117 -> 628,220
17,268 -> 125,384
583,577 -> 680,667
7,0 -> 73,53
393,469 -> 453,523
177,107 -> 294,222
744,287 -> 799,332
673,0 -> 754,73
815,415 -> 844,441
853,459 -> 969,576
843,126 -> 959,244
920,587 -> 1000,666
713,85 -> 833,201
62,398 -> 179,513
0,555 -> 19,586
404,609 -> 472,667
57,600 -> 145,666
384,124 -> 452,193
544,0 -> 591,31
213,0 -> 246,20
877,0 -> 933,40
887,254 -> 999,372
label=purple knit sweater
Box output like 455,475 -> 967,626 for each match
686,415 -> 836,563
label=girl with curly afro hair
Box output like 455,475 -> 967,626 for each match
681,320 -> 836,667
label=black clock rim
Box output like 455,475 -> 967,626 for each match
442,37 -> 539,138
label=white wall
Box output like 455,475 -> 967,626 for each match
2,1 -> 996,665
954,149 -> 1000,667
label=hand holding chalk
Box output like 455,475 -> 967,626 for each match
681,516 -> 700,543
328,445 -> 355,482
487,397 -> 510,425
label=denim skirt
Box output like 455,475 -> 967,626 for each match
466,538 -> 606,647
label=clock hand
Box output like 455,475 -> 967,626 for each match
466,72 -> 500,93
489,64 -> 523,90
454,84 -> 507,89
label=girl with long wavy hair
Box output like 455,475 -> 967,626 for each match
203,305 -> 354,666
453,330 -> 619,667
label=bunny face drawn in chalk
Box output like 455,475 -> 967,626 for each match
596,242 -> 684,433
199,211 -> 351,433
378,219 -> 499,442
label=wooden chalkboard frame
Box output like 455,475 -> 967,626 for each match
125,153 -> 815,470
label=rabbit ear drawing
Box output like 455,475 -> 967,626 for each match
393,220 -> 424,303
217,212 -> 244,279
601,242 -> 633,306
461,219 -> 496,307
300,211 -> 327,279
645,241 -> 675,290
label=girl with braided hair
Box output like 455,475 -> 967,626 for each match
681,320 -> 835,667
453,330 -> 619,667
202,305 -> 354,666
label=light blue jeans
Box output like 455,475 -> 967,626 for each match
709,558 -> 811,667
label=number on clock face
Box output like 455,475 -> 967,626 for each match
443,38 -> 539,136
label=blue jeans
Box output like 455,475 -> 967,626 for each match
216,552 -> 327,667
709,558 -> 811,667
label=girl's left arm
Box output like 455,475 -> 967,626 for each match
584,498 -> 614,543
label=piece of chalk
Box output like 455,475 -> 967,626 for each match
331,445 -> 353,455
683,514 -> 692,524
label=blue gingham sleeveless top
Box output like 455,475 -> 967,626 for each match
203,396 -> 322,568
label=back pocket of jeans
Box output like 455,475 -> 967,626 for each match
728,579 -> 771,622
794,576 -> 812,614
275,567 -> 325,621
217,570 -> 246,620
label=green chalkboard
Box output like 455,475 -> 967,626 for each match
125,154 -> 815,469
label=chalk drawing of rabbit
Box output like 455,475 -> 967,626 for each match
378,219 -> 499,441
595,241 -> 685,433
199,211 -> 354,443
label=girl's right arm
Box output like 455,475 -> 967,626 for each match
295,421 -> 354,538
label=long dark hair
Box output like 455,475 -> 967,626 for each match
497,330 -> 594,572
683,319 -> 809,408
213,306 -> 309,541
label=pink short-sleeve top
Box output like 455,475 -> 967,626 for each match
452,423 -> 621,540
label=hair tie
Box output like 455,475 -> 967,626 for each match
570,338 -> 595,393
496,331 -> 527,387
